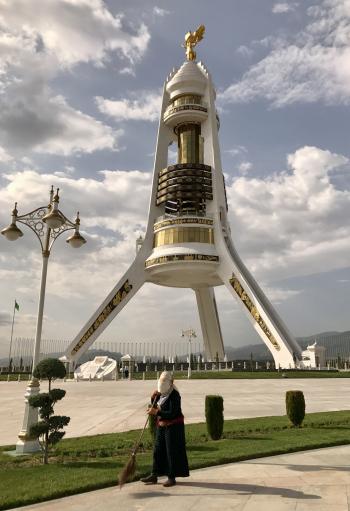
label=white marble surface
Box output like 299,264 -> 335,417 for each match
11,445 -> 350,511
1,377 -> 350,445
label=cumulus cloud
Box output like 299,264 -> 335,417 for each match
220,0 -> 350,107
96,90 -> 162,122
0,0 -> 150,158
225,145 -> 248,157
226,145 -> 350,280
236,45 -> 254,58
272,2 -> 298,14
0,145 -> 349,339
237,161 -> 253,175
1,89 -> 122,155
0,0 -> 150,68
153,6 -> 170,16
0,146 -> 13,162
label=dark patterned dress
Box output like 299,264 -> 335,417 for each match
152,389 -> 190,479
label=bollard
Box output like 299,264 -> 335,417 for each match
143,372 -> 145,380
18,374 -> 21,382
7,374 -> 10,382
89,374 -> 92,382
156,371 -> 159,379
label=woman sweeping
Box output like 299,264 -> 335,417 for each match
141,371 -> 190,487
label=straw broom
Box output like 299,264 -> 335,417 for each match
118,396 -> 158,489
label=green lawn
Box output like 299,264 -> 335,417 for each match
2,410 -> 350,509
132,370 -> 348,379
2,370 -> 350,382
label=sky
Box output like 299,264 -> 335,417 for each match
0,0 -> 350,358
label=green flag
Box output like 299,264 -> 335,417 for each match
15,300 -> 19,311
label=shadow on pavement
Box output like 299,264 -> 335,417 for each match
133,481 -> 321,500
247,461 -> 350,473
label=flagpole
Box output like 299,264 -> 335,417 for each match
8,300 -> 16,372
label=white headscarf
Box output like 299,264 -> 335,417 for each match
157,371 -> 177,406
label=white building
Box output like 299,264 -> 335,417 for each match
302,342 -> 326,369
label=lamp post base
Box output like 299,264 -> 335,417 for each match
15,379 -> 41,454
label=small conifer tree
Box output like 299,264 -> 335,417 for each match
29,358 -> 70,464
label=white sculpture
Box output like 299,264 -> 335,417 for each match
74,356 -> 116,380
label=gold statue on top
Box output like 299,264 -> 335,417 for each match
183,25 -> 205,61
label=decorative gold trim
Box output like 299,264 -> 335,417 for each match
145,253 -> 219,268
71,280 -> 133,355
154,227 -> 214,247
164,104 -> 208,121
154,217 -> 213,230
229,273 -> 281,351
159,163 -> 211,177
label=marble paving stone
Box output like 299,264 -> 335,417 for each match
11,446 -> 350,511
2,377 -> 350,444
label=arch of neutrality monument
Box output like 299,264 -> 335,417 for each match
62,26 -> 306,371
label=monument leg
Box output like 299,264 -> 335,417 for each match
194,287 -> 224,361
217,242 -> 302,369
62,259 -> 147,363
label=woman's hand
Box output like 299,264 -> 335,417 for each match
151,390 -> 160,402
147,406 -> 159,416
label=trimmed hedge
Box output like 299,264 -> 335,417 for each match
205,395 -> 224,440
286,390 -> 305,427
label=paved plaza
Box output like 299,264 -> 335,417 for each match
10,445 -> 350,511
1,377 -> 350,445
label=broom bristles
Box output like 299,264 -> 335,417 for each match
119,452 -> 137,489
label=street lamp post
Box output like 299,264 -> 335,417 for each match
182,328 -> 196,379
1,186 -> 86,454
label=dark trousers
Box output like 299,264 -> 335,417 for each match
152,424 -> 189,479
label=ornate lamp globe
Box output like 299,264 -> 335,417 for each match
1,222 -> 23,241
42,188 -> 65,229
66,231 -> 86,248
42,209 -> 65,229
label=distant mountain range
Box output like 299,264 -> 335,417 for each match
225,331 -> 350,361
2,331 -> 350,366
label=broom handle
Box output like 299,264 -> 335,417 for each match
132,394 -> 158,455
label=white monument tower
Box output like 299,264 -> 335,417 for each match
62,26 -> 303,369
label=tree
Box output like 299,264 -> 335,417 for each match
205,395 -> 224,440
28,358 -> 70,464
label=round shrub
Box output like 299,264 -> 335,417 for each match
205,395 -> 224,440
33,358 -> 66,387
286,390 -> 305,427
